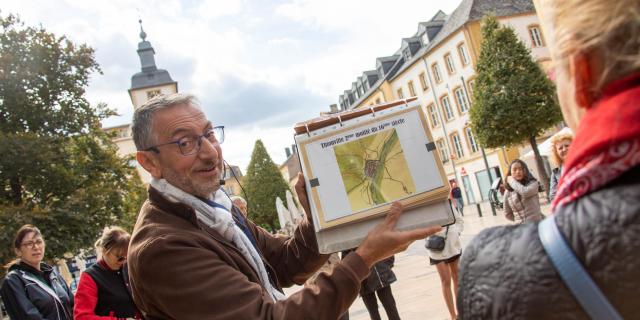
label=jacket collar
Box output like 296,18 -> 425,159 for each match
148,185 -> 200,227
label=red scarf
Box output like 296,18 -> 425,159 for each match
551,72 -> 640,212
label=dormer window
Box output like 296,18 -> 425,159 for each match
403,48 -> 411,61
377,66 -> 384,77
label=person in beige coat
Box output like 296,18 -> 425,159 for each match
127,93 -> 440,320
503,159 -> 544,224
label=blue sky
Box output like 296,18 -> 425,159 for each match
4,0 -> 461,171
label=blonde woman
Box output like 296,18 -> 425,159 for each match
73,227 -> 141,319
458,0 -> 640,318
548,132 -> 573,201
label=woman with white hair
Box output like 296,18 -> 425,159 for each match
457,0 -> 640,318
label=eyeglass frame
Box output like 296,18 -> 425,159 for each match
21,238 -> 45,249
144,125 -> 225,156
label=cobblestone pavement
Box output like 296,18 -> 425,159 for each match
286,200 -> 551,320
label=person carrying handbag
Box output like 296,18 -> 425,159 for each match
425,206 -> 463,320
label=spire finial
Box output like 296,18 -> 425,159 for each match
139,19 -> 147,41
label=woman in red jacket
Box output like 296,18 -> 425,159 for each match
74,226 -> 141,320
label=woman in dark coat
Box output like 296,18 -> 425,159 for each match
1,224 -> 74,320
360,255 -> 400,320
457,0 -> 640,318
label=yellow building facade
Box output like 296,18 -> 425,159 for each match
337,0 -> 555,205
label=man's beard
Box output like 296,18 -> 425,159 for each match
162,165 -> 220,199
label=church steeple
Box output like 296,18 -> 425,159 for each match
136,19 -> 158,72
129,19 -> 177,108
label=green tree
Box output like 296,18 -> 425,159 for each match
0,14 -> 146,264
242,140 -> 291,231
469,16 -> 562,194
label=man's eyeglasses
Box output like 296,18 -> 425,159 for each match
145,126 -> 225,156
21,239 -> 44,249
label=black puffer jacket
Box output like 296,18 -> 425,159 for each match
458,165 -> 640,319
1,262 -> 74,320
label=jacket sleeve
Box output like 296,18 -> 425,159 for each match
73,272 -> 116,320
131,235 -> 370,320
0,273 -> 45,320
249,217 -> 330,287
507,178 -> 539,198
503,191 -> 514,221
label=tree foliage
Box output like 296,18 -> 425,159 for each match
0,14 -> 146,264
469,16 -> 562,191
242,140 -> 291,231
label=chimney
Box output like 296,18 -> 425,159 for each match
285,147 -> 291,158
330,104 -> 338,113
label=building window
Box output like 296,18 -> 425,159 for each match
444,53 -> 456,74
454,87 -> 469,113
467,78 -> 476,101
147,89 -> 161,99
437,139 -> 449,163
397,88 -> 404,99
529,26 -> 544,47
427,104 -> 440,128
465,127 -> 479,153
419,72 -> 428,91
403,48 -> 412,61
432,63 -> 442,83
441,95 -> 454,121
450,132 -> 465,159
458,43 -> 470,66
408,81 -> 416,97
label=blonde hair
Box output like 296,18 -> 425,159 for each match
94,226 -> 130,257
551,0 -> 640,94
549,132 -> 574,166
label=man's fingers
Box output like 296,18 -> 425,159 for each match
398,226 -> 442,241
384,202 -> 403,227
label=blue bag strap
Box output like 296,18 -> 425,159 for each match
538,217 -> 622,320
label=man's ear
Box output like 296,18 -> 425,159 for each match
569,53 -> 594,109
137,151 -> 162,179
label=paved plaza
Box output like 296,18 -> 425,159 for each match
286,200 -> 551,320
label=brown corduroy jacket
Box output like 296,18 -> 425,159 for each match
127,187 -> 370,320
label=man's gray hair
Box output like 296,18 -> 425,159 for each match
132,93 -> 200,151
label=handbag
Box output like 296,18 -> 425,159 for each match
425,226 -> 449,251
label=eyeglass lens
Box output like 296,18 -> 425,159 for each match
22,239 -> 44,248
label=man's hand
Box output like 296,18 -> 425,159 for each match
294,172 -> 312,221
356,202 -> 441,268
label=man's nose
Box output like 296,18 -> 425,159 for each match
199,138 -> 220,159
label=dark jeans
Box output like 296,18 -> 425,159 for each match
361,286 -> 401,320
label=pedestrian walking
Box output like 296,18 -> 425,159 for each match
73,226 -> 141,319
503,159 -> 544,223
426,206 -> 463,320
548,132 -> 573,201
449,181 -> 464,215
457,0 -> 640,317
1,224 -> 74,320
360,256 -> 401,320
